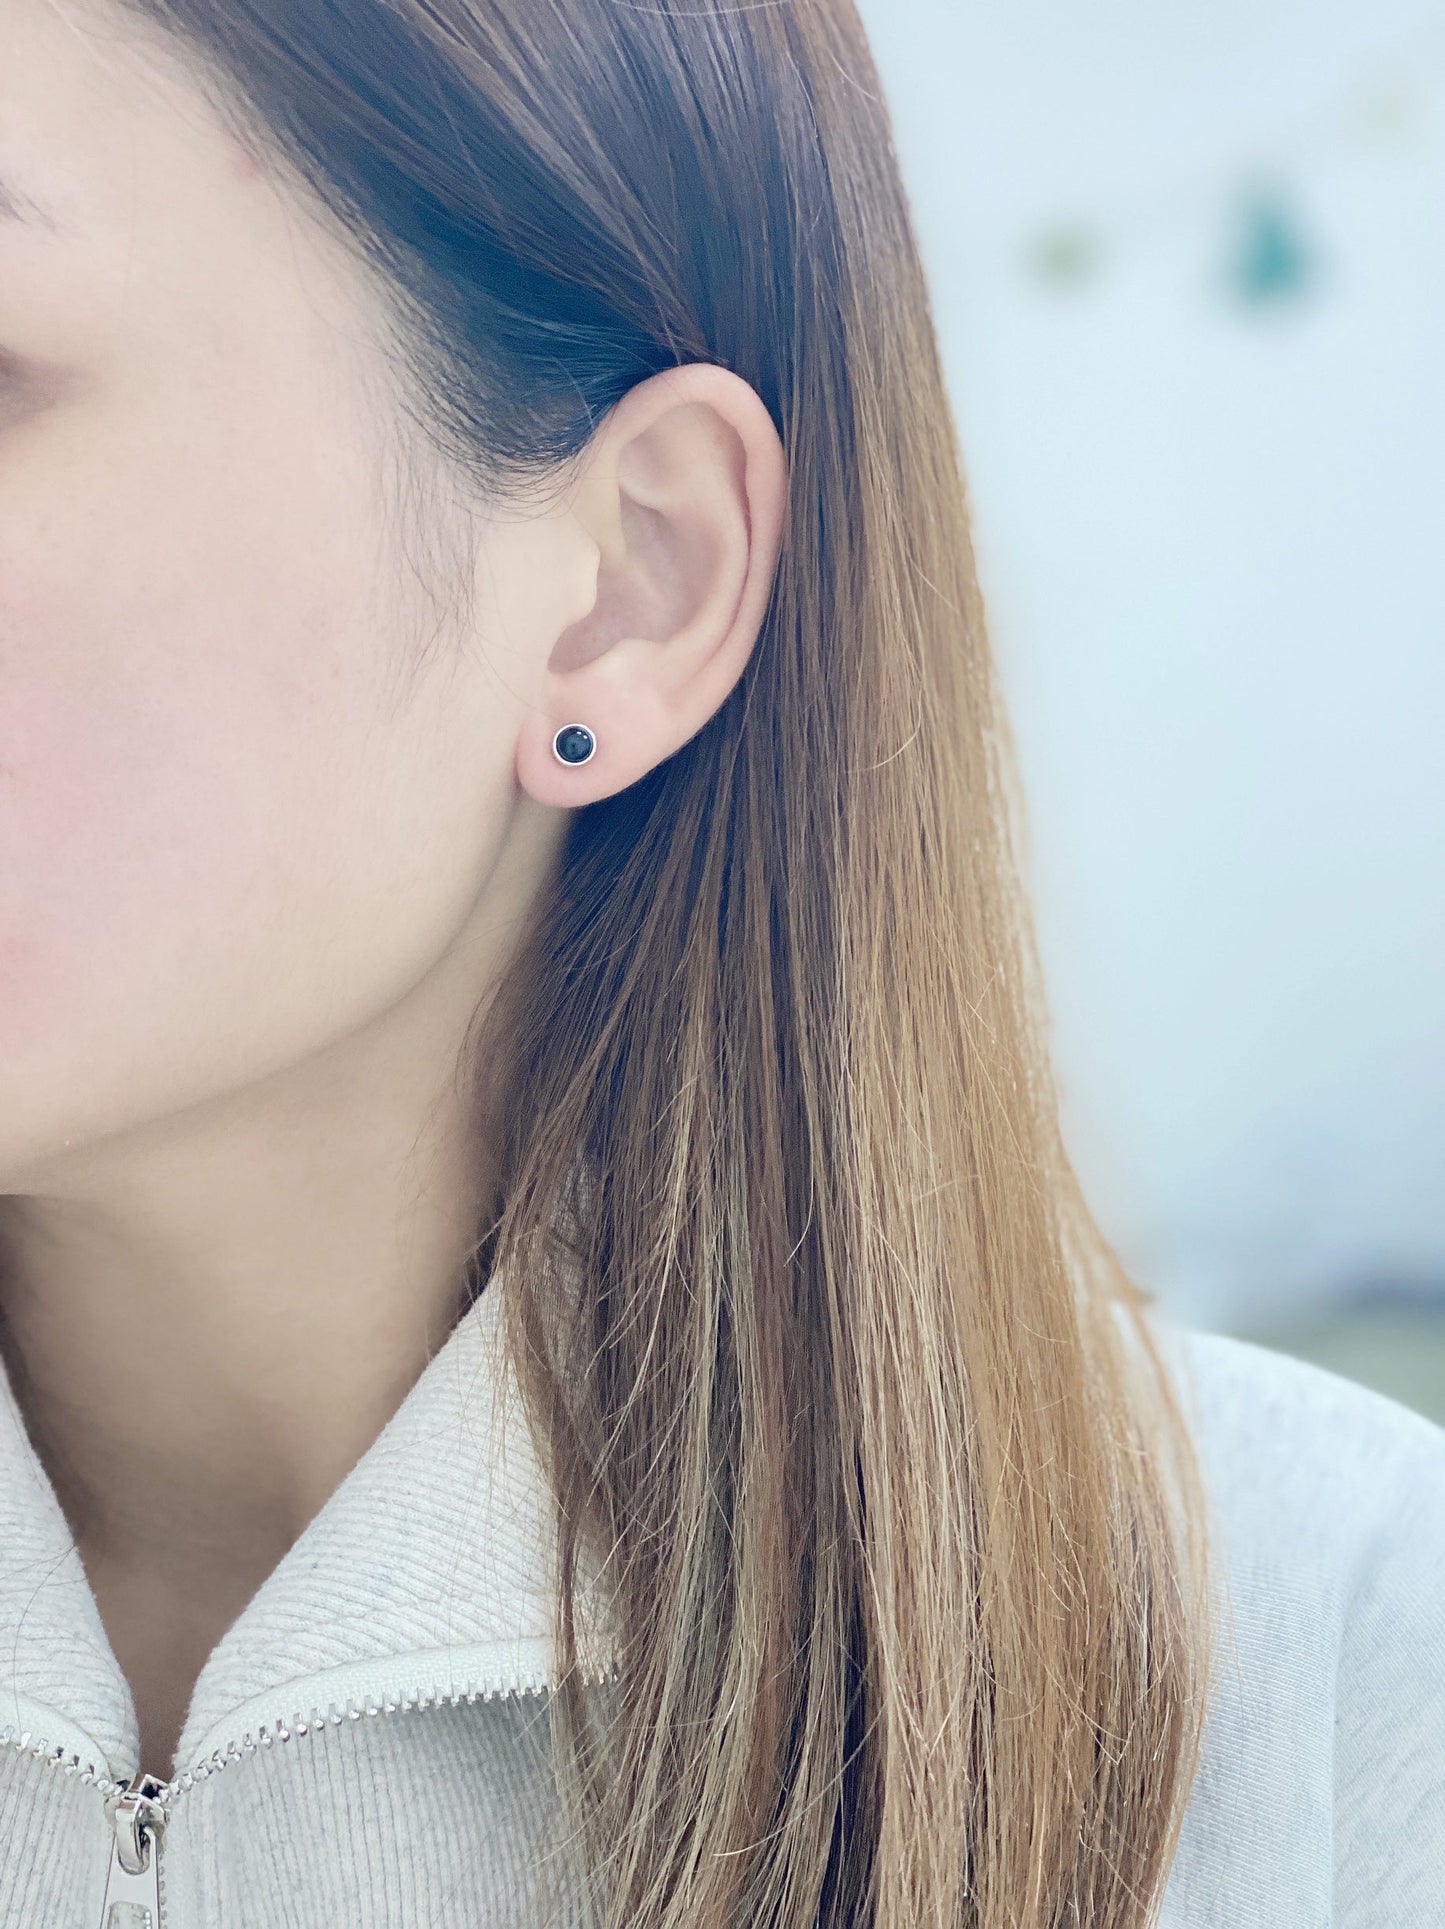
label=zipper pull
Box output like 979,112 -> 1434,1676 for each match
98,1770 -> 168,1929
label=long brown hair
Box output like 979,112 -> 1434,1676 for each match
108,0 -> 1218,1920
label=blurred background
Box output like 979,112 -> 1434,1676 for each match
859,0 -> 1445,1421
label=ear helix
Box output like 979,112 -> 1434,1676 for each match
552,724 -> 597,766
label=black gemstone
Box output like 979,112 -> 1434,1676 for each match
556,726 -> 594,764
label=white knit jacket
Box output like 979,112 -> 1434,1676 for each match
2,1278 -> 1443,1927
0,1272 -> 620,1927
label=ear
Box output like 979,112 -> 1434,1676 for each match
515,362 -> 788,806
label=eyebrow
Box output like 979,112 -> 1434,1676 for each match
0,174 -> 62,233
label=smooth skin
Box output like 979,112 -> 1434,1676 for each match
0,0 -> 787,1776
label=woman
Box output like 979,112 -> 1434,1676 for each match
0,0 -> 1439,1924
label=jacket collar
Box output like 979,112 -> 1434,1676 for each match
0,1268 -> 621,1786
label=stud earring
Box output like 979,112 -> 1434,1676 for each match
552,723 -> 596,766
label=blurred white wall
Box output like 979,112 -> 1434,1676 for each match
857,0 -> 1445,1333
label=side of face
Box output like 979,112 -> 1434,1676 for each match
0,0 -> 578,1180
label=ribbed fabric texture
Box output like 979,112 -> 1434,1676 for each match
160,1693 -> 603,1929
1153,1323 -> 1445,1927
0,1688 -> 613,1928
0,1267 -> 619,1788
1,1294 -> 1442,1925
0,1735 -> 107,1926
0,1361 -> 139,1775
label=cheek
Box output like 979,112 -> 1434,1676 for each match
0,456 -> 480,1165
0,504 -> 345,938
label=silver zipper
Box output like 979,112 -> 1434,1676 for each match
4,1656 -> 618,1929
99,1770 -> 167,1928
